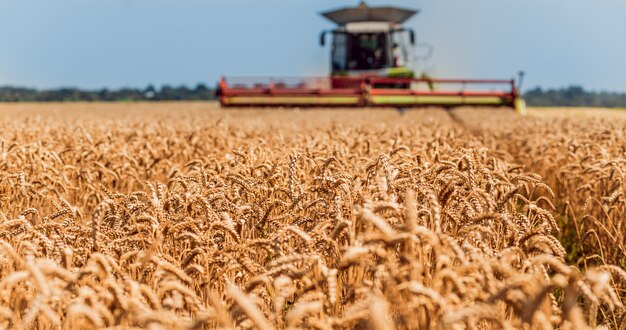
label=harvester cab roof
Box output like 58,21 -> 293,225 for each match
321,1 -> 418,26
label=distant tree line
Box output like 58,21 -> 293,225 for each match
0,84 -> 216,102
524,86 -> 626,108
1,84 -> 625,107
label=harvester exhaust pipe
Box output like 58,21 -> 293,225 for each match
517,71 -> 525,91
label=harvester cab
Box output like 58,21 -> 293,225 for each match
218,2 -> 526,114
319,1 -> 418,81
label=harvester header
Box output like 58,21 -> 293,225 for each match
218,1 -> 525,113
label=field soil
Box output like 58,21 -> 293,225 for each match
0,102 -> 625,329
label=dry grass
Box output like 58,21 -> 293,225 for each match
0,102 -> 624,329
528,107 -> 626,119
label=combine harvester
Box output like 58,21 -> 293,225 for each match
218,2 -> 526,114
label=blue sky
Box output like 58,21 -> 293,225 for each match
0,0 -> 625,91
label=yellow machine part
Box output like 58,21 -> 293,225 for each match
514,98 -> 527,116
222,96 -> 362,106
370,95 -> 509,106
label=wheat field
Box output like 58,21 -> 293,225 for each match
0,102 -> 625,329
